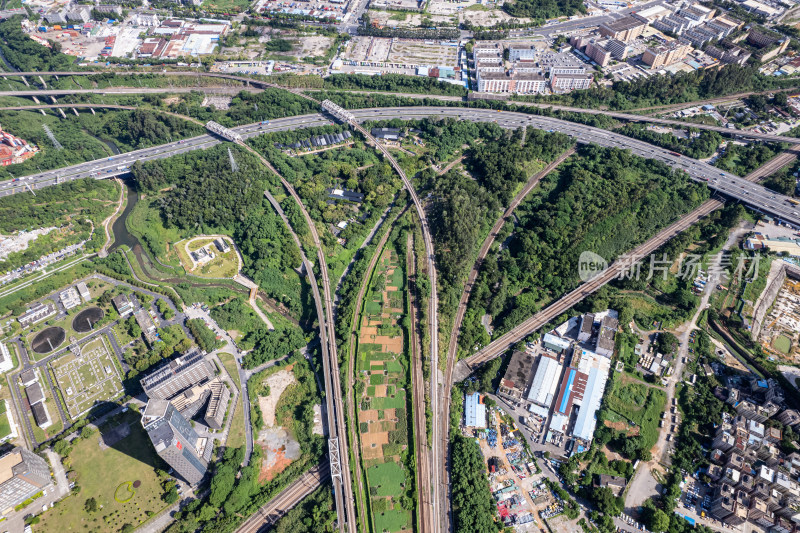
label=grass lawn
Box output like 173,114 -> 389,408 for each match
176,236 -> 241,279
38,412 -> 168,533
369,461 -> 407,497
218,352 -> 246,449
200,0 -> 251,11
0,405 -> 11,440
774,335 -> 792,355
374,508 -> 412,532
605,376 -> 666,451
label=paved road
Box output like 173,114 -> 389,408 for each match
509,0 -> 664,37
4,106 -> 799,229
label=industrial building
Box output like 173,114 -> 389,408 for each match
572,364 -> 609,441
497,350 -> 536,401
527,355 -> 563,407
0,447 -> 50,516
17,302 -> 56,328
111,294 -> 133,318
464,392 -> 487,428
76,282 -> 91,302
595,315 -> 618,358
59,287 -> 81,310
142,400 -> 210,484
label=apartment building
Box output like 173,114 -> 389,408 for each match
551,73 -> 593,92
642,40 -> 692,68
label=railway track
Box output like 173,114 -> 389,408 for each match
239,141 -> 356,533
407,231 -> 434,533
348,122 -> 442,533
441,145 -> 576,480
236,464 -> 330,533
457,198 -> 725,375
742,147 -> 800,182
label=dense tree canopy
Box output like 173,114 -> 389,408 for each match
463,144 -> 708,346
451,435 -> 500,532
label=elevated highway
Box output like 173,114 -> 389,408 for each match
2,102 -> 798,530
4,106 -> 799,222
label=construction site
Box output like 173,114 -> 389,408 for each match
755,263 -> 800,362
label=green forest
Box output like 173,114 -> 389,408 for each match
451,435 -> 500,532
0,16 -> 77,71
460,145 -> 709,352
0,178 -> 119,272
0,108 -> 202,182
503,0 -> 585,19
130,145 -> 312,321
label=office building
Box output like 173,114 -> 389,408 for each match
142,400 -> 209,484
0,448 -> 50,515
550,74 -> 593,92
508,44 -> 538,61
140,349 -> 216,400
598,16 -> 646,42
112,294 -> 133,318
203,380 -> 231,430
476,70 -> 546,94
134,309 -> 158,346
585,41 -> 612,66
642,41 -> 691,68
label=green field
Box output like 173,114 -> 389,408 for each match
0,401 -> 11,440
774,335 -> 792,355
50,336 -> 124,418
604,376 -> 666,452
355,247 -> 413,532
218,351 -> 246,449
38,411 -> 168,533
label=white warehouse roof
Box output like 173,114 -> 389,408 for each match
572,365 -> 609,441
527,355 -> 562,407
465,392 -> 486,428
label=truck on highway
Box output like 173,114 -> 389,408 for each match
789,198 -> 800,206
260,120 -> 270,125
116,165 -> 128,171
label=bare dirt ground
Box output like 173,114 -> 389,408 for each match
603,419 -> 640,437
257,369 -> 297,427
312,404 -> 324,436
257,427 -> 302,482
296,35 -> 334,57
